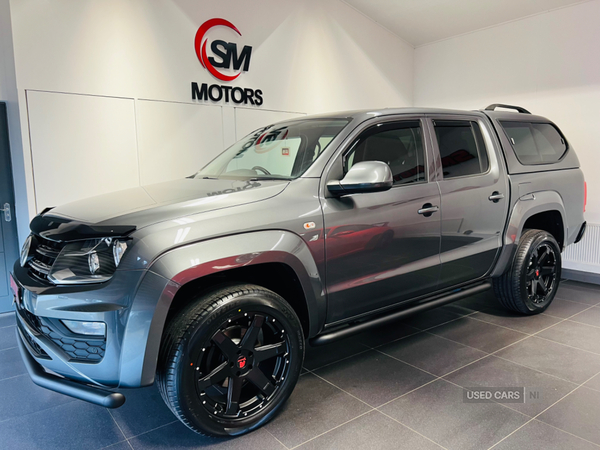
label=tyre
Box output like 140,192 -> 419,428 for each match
157,284 -> 304,437
493,229 -> 561,314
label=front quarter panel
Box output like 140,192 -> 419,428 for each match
121,230 -> 325,386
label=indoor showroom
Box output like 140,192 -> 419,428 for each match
2,0 -> 600,449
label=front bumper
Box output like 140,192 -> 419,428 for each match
16,327 -> 125,408
12,260 -> 173,395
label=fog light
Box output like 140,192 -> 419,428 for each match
61,320 -> 106,336
88,252 -> 100,274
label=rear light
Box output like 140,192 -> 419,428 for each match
584,181 -> 587,213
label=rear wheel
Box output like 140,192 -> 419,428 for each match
157,284 -> 304,436
493,229 -> 561,314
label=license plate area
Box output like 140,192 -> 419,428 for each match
10,273 -> 21,307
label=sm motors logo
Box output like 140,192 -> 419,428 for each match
194,18 -> 252,82
192,18 -> 263,106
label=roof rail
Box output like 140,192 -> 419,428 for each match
484,104 -> 531,114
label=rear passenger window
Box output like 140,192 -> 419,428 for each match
434,120 -> 489,179
500,122 -> 567,165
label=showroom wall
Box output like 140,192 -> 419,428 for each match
6,0 -> 414,244
414,0 -> 600,275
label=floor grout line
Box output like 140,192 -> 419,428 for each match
377,409 -> 449,450
264,427 -> 290,449
288,410 -> 374,449
107,409 -> 130,447
124,420 -> 179,441
487,370 -> 600,449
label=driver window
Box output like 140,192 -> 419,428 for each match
345,121 -> 426,185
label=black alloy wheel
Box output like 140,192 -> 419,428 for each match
157,284 -> 304,437
194,312 -> 291,419
493,229 -> 562,314
525,242 -> 558,305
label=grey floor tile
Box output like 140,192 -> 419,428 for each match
543,298 -> 591,318
0,401 -> 125,450
357,321 -> 420,348
314,349 -> 435,407
110,385 -> 177,439
296,410 -> 443,450
427,317 -> 528,353
496,336 -> 600,384
101,442 -> 132,450
0,325 -> 16,350
563,280 -> 600,291
129,420 -> 284,449
0,346 -> 26,380
583,373 -> 600,392
537,321 -> 600,354
538,387 -> 600,445
401,306 -> 467,330
492,419 -> 599,450
0,311 -> 16,328
265,372 -> 372,448
0,374 -> 75,421
380,379 -> 529,450
303,336 -> 370,370
444,355 -> 577,417
569,305 -> 600,327
452,292 -> 501,312
555,285 -> 600,305
471,307 -> 562,334
378,332 -> 486,376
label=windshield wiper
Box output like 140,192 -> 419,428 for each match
249,177 -> 291,181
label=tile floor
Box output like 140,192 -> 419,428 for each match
1,280 -> 600,449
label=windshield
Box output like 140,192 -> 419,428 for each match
195,118 -> 350,180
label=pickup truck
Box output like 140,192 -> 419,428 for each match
11,104 -> 586,437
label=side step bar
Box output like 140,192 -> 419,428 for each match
309,281 -> 492,347
16,328 -> 126,408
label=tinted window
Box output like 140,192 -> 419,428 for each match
434,120 -> 489,179
501,122 -> 567,164
346,121 -> 426,185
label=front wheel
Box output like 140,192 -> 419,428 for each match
493,229 -> 561,314
157,284 -> 304,436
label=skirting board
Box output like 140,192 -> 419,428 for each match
562,268 -> 600,286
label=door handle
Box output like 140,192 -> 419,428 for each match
488,192 -> 505,203
418,203 -> 439,217
1,203 -> 10,222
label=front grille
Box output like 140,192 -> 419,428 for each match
27,236 -> 65,283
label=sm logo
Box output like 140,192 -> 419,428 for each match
194,18 -> 252,82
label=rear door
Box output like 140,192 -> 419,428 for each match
323,117 -> 442,324
427,115 -> 509,289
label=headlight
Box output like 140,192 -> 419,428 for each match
48,238 -> 130,285
20,235 -> 33,267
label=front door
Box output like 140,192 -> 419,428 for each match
323,118 -> 442,324
427,116 -> 509,289
0,103 -> 20,312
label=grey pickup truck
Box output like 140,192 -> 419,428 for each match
11,104 -> 586,436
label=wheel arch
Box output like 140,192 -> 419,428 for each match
490,190 -> 567,277
121,230 -> 325,387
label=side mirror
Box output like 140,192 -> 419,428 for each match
327,161 -> 393,196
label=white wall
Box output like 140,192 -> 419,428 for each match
7,0 -> 414,232
414,0 -> 600,273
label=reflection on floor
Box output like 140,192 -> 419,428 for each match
1,280 -> 600,449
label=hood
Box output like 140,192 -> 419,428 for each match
32,178 -> 289,240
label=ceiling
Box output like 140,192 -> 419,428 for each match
343,0 -> 587,46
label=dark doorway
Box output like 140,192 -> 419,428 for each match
0,102 -> 19,312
